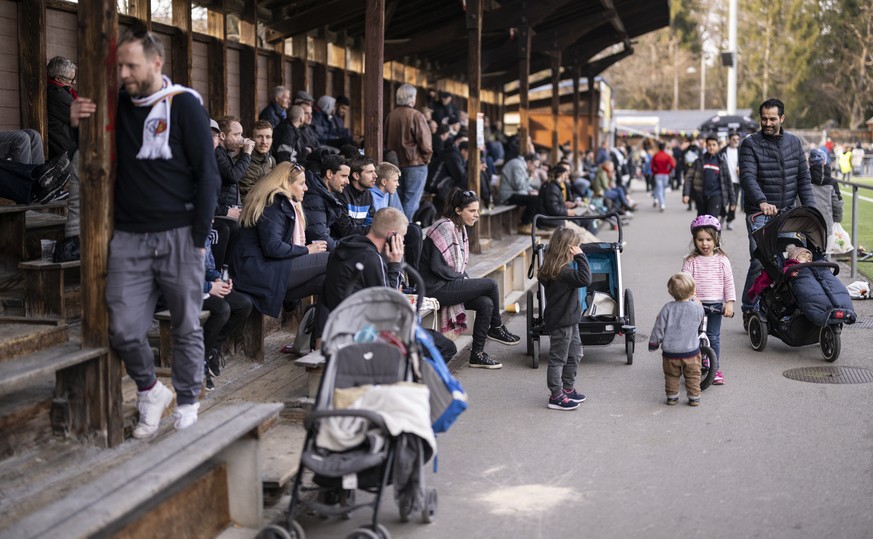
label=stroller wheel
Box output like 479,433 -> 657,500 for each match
345,529 -> 379,539
526,291 -> 534,356
255,523 -> 295,539
532,338 -> 540,369
820,325 -> 841,362
422,487 -> 438,524
748,314 -> 768,351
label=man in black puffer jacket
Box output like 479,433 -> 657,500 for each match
739,98 -> 816,319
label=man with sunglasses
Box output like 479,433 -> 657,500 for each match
73,28 -> 220,438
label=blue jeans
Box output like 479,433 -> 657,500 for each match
653,174 -> 669,208
399,165 -> 428,222
702,302 -> 723,369
742,214 -> 769,312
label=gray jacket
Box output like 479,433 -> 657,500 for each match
648,300 -> 704,359
498,156 -> 532,204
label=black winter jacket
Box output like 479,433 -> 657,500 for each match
230,194 -> 309,317
47,84 -> 77,159
301,171 -> 358,250
322,234 -> 402,311
215,146 -> 251,215
540,253 -> 592,331
739,129 -> 815,214
537,181 -> 569,227
683,152 -> 736,206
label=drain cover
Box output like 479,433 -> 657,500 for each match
845,316 -> 873,329
783,366 -> 873,384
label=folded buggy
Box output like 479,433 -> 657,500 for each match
747,207 -> 856,361
259,285 -> 439,539
526,213 -> 636,368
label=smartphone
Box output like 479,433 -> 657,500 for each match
386,232 -> 397,253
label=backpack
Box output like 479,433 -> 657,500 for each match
415,326 -> 467,433
413,200 -> 437,228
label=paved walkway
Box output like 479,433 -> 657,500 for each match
290,185 -> 873,539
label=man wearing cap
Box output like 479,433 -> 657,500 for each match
433,91 -> 458,126
210,119 -> 221,149
258,85 -> 290,128
386,83 -> 432,222
293,90 -> 314,106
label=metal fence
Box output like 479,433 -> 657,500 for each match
835,179 -> 873,278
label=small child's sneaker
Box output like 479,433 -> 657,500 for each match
173,402 -> 200,430
688,397 -> 701,407
666,396 -> 679,406
562,388 -> 587,403
548,394 -> 580,411
712,371 -> 725,385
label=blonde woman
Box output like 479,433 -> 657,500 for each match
230,162 -> 328,318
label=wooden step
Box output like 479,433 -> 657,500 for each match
4,402 -> 284,539
0,342 -> 105,394
0,323 -> 69,362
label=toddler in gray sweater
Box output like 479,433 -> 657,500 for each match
649,273 -> 705,406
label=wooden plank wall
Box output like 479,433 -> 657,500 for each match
191,39 -> 209,103
155,30 -> 174,78
0,0 -> 19,132
46,8 -> 77,64
256,53 -> 268,114
226,47 -> 240,118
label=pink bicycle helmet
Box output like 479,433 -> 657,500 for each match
690,214 -> 721,233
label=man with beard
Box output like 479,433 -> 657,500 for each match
239,120 -> 275,197
738,98 -> 816,325
73,28 -> 220,436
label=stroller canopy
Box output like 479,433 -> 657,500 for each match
752,206 -> 828,274
321,287 -> 417,355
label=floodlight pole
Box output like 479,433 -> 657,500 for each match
727,0 -> 737,114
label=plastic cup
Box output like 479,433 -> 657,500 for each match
41,239 -> 56,262
505,302 -> 520,313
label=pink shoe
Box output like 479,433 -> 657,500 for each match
712,371 -> 725,385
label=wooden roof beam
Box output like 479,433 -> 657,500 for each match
265,0 -> 364,42
383,0 -> 569,62
599,0 -> 631,49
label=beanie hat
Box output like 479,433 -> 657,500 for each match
786,245 -> 811,261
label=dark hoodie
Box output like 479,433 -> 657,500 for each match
323,234 -> 402,311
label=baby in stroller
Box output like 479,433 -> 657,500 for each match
748,244 -> 855,327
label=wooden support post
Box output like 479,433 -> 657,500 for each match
467,0 -> 483,254
291,34 -> 309,93
207,8 -> 226,117
128,0 -> 151,27
550,49 -> 561,164
588,73 -> 597,150
572,63 -> 580,173
73,0 -> 122,447
363,0 -> 385,162
267,50 -> 283,90
18,0 -> 47,152
517,24 -> 531,153
240,45 -> 257,132
171,0 -> 193,86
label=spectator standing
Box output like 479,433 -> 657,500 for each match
808,148 -> 843,254
738,98 -> 816,323
77,29 -> 221,436
258,85 -> 290,128
239,120 -> 275,198
386,83 -> 433,221
651,141 -> 676,212
682,134 -> 736,218
720,132 -> 741,230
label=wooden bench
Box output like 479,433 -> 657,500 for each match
0,341 -> 108,438
0,201 -> 66,274
465,234 -> 533,307
154,309 -> 212,368
18,260 -> 81,320
478,204 -> 518,240
4,402 -> 284,539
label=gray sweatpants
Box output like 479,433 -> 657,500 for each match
65,151 -> 80,238
106,226 -> 205,405
547,324 -> 582,396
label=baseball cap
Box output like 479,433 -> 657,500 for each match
209,119 -> 220,132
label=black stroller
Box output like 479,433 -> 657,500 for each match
747,207 -> 857,361
259,286 -> 438,539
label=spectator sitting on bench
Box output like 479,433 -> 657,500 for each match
592,160 -> 636,216
302,153 -> 352,250
370,161 -> 404,213
0,128 -> 45,165
421,188 -> 521,370
238,120 -> 275,199
201,226 -> 253,392
322,206 -> 457,363
231,161 -> 329,322
498,152 -> 540,235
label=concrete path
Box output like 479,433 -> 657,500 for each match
289,186 -> 873,539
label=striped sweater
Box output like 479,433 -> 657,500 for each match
682,253 -> 736,303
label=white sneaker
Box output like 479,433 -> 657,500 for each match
173,402 -> 200,430
133,381 -> 174,439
